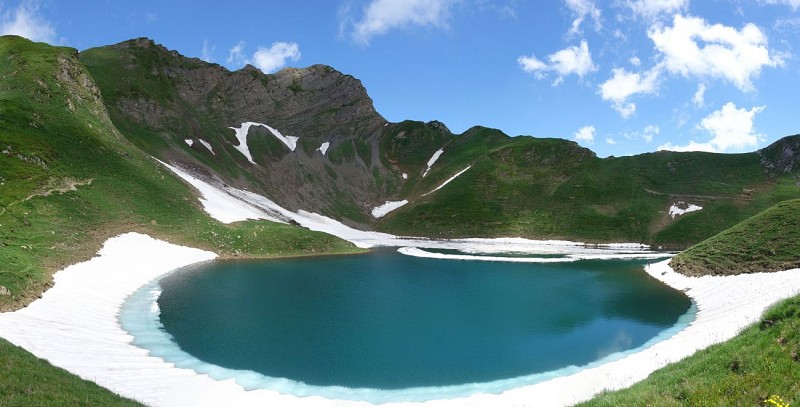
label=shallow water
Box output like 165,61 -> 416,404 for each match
133,250 -> 690,398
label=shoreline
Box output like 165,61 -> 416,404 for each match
1,233 -> 799,406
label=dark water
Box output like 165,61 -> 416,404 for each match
157,250 -> 690,390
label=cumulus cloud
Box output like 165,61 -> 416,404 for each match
598,67 -> 660,118
225,41 -> 302,73
565,0 -> 602,36
345,0 -> 456,45
0,1 -> 56,43
518,40 -> 597,85
623,0 -> 688,21
649,14 -> 785,92
252,42 -> 301,73
606,137 -> 617,144
658,102 -> 765,152
574,125 -> 596,143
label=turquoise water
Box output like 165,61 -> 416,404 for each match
141,250 -> 691,399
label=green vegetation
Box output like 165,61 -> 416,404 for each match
670,199 -> 800,275
0,338 -> 142,406
581,295 -> 800,406
378,123 -> 800,248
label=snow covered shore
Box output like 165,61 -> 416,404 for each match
1,163 -> 799,406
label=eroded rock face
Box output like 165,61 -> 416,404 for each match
759,135 -> 800,176
82,38 -> 398,227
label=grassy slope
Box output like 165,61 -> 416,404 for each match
670,199 -> 800,276
581,296 -> 800,407
378,124 -> 800,248
0,36 -> 360,404
0,338 -> 141,406
582,201 -> 800,406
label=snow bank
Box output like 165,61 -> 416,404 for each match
669,201 -> 703,218
229,122 -> 299,164
422,166 -> 472,197
317,142 -> 330,155
2,234 -> 799,406
371,200 -> 408,218
198,139 -> 214,155
422,148 -> 444,178
399,247 -> 669,263
160,162 -> 288,224
185,139 -> 194,146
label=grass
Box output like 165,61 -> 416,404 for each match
581,295 -> 800,407
670,199 -> 800,276
0,338 -> 142,406
377,123 -> 800,248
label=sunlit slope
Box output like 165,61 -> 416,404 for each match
0,36 -> 358,311
377,123 -> 800,247
670,199 -> 800,276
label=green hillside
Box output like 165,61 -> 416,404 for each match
378,123 -> 800,248
0,35 -> 359,312
670,199 -> 800,276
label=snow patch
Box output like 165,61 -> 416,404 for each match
422,166 -> 472,197
317,142 -> 330,155
198,139 -> 214,155
422,148 -> 444,177
228,122 -> 300,164
402,173 -> 408,180
669,202 -> 703,219
184,139 -> 194,146
160,162 -> 289,224
371,200 -> 408,218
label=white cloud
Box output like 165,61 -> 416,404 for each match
518,40 -> 597,85
565,0 -> 602,36
0,1 -> 56,43
225,41 -> 302,73
346,0 -> 455,45
642,124 -> 659,142
623,0 -> 688,21
252,42 -> 301,73
606,137 -> 617,144
630,56 -> 641,66
692,83 -> 706,108
761,0 -> 800,11
599,67 -> 660,118
574,125 -> 596,143
227,41 -> 247,66
201,40 -> 215,63
649,14 -> 785,92
658,102 -> 765,152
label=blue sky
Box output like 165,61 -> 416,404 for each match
2,0 -> 799,157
